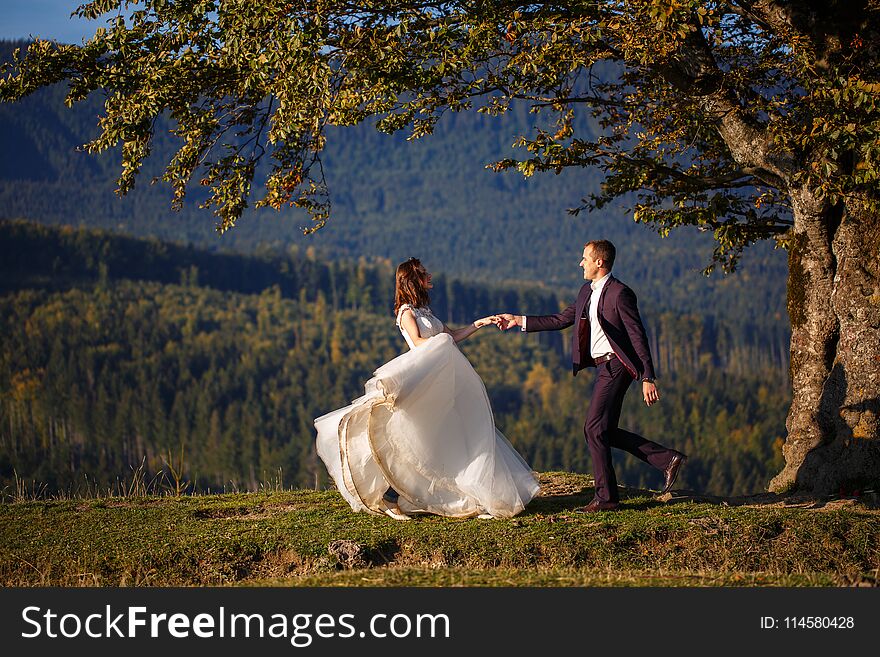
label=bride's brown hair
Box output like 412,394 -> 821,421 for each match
394,257 -> 431,315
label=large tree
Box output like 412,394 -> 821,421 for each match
2,0 -> 878,493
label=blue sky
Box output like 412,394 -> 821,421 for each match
1,1 -> 104,43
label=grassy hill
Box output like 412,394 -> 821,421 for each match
2,473 -> 877,587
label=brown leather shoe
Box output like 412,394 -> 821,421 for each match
661,453 -> 687,494
574,499 -> 619,513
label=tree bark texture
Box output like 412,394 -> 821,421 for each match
770,189 -> 880,493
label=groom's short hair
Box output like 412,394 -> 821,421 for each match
585,240 -> 616,270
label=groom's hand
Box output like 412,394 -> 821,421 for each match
496,313 -> 521,330
643,381 -> 660,406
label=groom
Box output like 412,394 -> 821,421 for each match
498,240 -> 686,512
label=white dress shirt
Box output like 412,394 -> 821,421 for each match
520,273 -> 614,360
588,273 -> 613,358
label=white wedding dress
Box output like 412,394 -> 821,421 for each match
314,304 -> 540,518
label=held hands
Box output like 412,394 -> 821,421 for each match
474,315 -> 502,329
495,313 -> 521,330
472,314 -> 521,330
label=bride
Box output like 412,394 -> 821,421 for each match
314,257 -> 540,520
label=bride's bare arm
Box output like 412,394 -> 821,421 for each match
444,316 -> 499,343
399,309 -> 432,347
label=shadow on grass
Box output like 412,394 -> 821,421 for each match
525,491 -> 594,515
624,488 -> 879,512
525,473 -> 880,515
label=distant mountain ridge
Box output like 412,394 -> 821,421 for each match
0,39 -> 789,330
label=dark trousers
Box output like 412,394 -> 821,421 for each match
585,357 -> 677,503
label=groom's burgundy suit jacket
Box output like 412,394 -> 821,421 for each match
526,275 -> 657,380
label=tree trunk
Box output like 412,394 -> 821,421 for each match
770,188 -> 880,494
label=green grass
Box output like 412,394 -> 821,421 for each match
1,473 -> 878,587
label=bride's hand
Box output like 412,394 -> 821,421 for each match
474,315 -> 500,329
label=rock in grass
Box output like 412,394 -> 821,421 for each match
328,540 -> 368,569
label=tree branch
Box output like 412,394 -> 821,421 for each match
653,20 -> 794,189
724,1 -> 796,35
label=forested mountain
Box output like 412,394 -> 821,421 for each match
1,221 -> 787,497
0,35 -> 792,498
0,39 -> 789,322
0,220 -> 789,373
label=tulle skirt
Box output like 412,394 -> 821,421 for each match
314,333 -> 540,518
